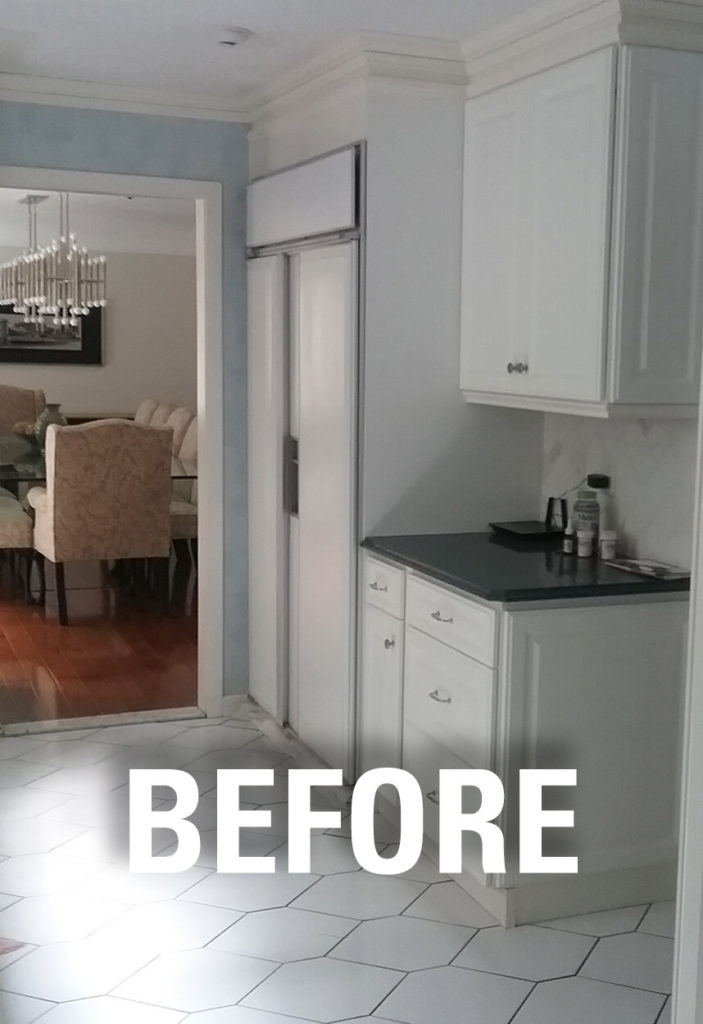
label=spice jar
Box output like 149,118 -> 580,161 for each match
577,530 -> 594,558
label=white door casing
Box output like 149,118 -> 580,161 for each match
0,164 -> 223,717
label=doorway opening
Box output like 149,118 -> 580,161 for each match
0,165 -> 223,729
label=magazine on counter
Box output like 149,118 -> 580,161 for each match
602,556 -> 690,580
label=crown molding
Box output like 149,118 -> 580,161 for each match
0,72 -> 250,123
462,0 -> 703,96
246,32 -> 467,126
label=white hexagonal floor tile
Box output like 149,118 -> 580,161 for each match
291,871 -> 425,920
658,996 -> 671,1023
275,835 -> 361,875
0,933 -> 156,1001
17,739 -> 122,767
0,853 -> 106,897
0,788 -> 69,822
376,965 -> 530,1024
0,761 -> 58,789
538,904 -> 648,937
579,932 -> 674,994
74,863 -> 211,904
0,818 -> 87,857
180,869 -> 318,912
402,881 -> 498,928
379,847 -> 445,883
211,907 -> 356,961
511,976 -> 666,1024
34,996 -> 186,1024
167,826 -> 283,870
331,914 -> 474,971
454,923 -> 594,981
188,1005 -> 313,1023
0,991 -> 54,1023
0,891 -> 128,944
162,725 -> 259,749
184,749 -> 291,774
93,898 -> 240,953
0,738 -> 48,760
639,902 -> 676,939
92,721 -> 203,745
326,811 -> 399,845
114,948 -> 277,1012
242,956 -> 400,1022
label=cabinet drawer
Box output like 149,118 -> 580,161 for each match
403,722 -> 489,885
404,626 -> 494,768
406,575 -> 496,666
364,555 -> 405,618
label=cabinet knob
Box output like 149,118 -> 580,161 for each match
426,790 -> 440,805
429,688 -> 452,704
508,361 -> 529,374
369,581 -> 388,592
507,361 -> 516,374
384,637 -> 395,650
431,610 -> 453,624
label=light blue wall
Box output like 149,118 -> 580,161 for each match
0,101 -> 249,696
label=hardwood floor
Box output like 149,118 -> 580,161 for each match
0,553 -> 197,725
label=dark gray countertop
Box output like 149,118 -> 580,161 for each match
362,532 -> 690,602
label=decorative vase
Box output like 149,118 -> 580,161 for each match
34,403 -> 67,450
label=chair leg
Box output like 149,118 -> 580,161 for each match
34,553 -> 46,606
189,538 -> 198,569
154,556 -> 170,614
55,562 -> 69,626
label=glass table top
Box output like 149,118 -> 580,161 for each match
0,432 -> 197,484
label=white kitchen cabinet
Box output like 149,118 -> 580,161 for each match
357,555 -> 405,778
362,557 -> 689,925
461,45 -> 703,417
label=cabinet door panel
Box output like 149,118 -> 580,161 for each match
525,48 -> 614,401
610,46 -> 703,405
500,602 -> 686,886
461,80 -> 528,393
358,604 -> 404,777
403,722 -> 489,885
404,626 -> 495,768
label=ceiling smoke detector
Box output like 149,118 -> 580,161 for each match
218,27 -> 252,48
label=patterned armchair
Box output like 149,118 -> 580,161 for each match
0,384 -> 46,432
26,419 -> 173,625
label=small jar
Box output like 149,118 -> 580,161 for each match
599,530 -> 617,560
576,529 -> 594,558
562,521 -> 575,555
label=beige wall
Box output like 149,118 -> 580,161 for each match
0,250 -> 196,416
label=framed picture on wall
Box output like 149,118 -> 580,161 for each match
0,306 -> 103,365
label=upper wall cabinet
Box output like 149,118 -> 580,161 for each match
460,46 -> 703,417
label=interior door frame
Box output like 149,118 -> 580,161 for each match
0,165 -> 224,716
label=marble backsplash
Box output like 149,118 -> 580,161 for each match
541,414 -> 699,568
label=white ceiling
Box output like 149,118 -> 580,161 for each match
0,0 -> 541,103
0,189 -> 195,256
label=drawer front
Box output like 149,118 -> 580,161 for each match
405,575 -> 496,666
404,626 -> 494,768
403,722 -> 488,885
364,555 -> 405,618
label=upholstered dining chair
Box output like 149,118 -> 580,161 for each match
26,419 -> 173,625
133,398 -> 159,425
150,402 -> 177,427
0,384 -> 46,432
170,415 -> 197,557
0,494 -> 34,596
165,407 -> 195,454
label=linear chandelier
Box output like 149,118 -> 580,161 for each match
0,192 -> 107,328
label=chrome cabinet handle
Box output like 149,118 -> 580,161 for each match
384,637 -> 395,650
431,610 -> 453,623
369,581 -> 388,592
507,361 -> 516,374
429,689 -> 452,704
426,790 -> 440,805
507,361 -> 529,374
